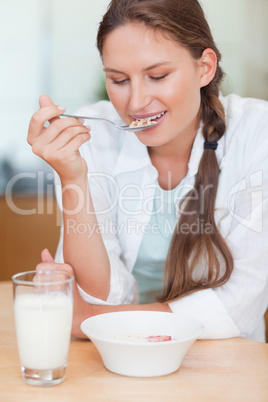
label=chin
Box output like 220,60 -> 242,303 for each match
135,134 -> 165,148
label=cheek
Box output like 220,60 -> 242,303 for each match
175,74 -> 201,108
106,84 -> 129,122
164,83 -> 200,115
164,76 -> 201,127
163,70 -> 198,104
105,82 -> 113,102
106,83 -> 124,110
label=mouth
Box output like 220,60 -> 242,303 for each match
144,111 -> 167,123
132,111 -> 167,122
130,111 -> 167,130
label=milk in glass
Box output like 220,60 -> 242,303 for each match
14,292 -> 73,370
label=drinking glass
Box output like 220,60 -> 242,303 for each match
12,270 -> 74,386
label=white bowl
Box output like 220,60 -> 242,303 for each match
81,311 -> 204,377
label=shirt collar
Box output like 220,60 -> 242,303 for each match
114,123 -> 226,178
113,131 -> 152,176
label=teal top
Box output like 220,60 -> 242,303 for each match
132,179 -> 185,304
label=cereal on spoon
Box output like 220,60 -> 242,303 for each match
129,119 -> 156,128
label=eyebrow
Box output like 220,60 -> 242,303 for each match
103,61 -> 173,74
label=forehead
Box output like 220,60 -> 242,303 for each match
102,22 -> 184,66
104,22 -> 172,45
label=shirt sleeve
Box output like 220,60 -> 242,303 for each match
53,129 -> 139,306
168,290 -> 241,339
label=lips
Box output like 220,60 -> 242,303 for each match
144,111 -> 166,122
131,111 -> 167,123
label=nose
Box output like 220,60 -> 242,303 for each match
128,79 -> 152,113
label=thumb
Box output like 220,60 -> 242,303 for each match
39,94 -> 55,109
41,248 -> 55,263
39,94 -> 64,124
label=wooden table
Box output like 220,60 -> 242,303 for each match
1,281 -> 268,402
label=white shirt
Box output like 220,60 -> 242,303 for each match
54,94 -> 268,341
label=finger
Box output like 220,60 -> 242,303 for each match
39,119 -> 90,147
52,130 -> 91,158
36,262 -> 75,276
28,94 -> 66,145
28,104 -> 66,144
45,124 -> 91,151
36,262 -> 56,271
29,114 -> 86,150
39,94 -> 55,109
39,94 -> 65,125
41,248 -> 55,263
31,123 -> 90,159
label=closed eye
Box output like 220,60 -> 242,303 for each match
149,74 -> 168,81
112,78 -> 129,85
111,73 -> 168,85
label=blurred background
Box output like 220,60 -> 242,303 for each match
0,0 -> 268,281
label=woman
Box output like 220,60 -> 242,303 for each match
28,0 -> 268,340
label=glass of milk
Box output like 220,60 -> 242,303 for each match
12,270 -> 74,386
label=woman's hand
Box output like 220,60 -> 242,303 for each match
27,95 -> 91,184
36,248 -> 92,338
37,249 -> 172,337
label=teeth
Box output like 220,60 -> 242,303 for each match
144,112 -> 165,122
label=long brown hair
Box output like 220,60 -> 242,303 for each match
97,0 -> 234,302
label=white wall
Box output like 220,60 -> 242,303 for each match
0,0 -> 109,170
0,0 -> 267,173
201,0 -> 268,99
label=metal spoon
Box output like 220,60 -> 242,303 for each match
61,113 -> 157,131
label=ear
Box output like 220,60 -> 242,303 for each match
198,48 -> 217,88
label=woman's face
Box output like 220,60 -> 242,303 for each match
102,23 -> 205,150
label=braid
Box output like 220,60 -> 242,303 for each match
158,78 -> 234,302
201,68 -> 226,142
